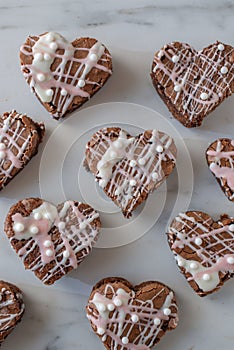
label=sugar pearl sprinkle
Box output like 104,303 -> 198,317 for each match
29,225 -> 39,235
13,223 -> 24,232
50,42 -> 58,50
156,145 -> 164,153
34,212 -> 42,220
0,151 -> 6,159
122,337 -> 129,345
46,249 -> 53,257
37,73 -> 45,82
58,221 -> 65,230
195,237 -> 202,246
227,256 -> 234,264
97,328 -> 105,335
152,172 -> 158,180
43,240 -> 52,248
63,250 -> 70,258
107,304 -> 115,311
172,55 -> 179,63
0,143 -> 6,150
129,160 -> 137,167
190,262 -> 198,270
114,298 -> 122,307
131,314 -> 139,323
174,84 -> 181,92
220,66 -> 228,74
79,221 -> 87,230
90,53 -> 98,61
200,92 -> 208,100
78,79 -> 85,88
44,53 -> 51,61
218,44 -> 224,51
98,303 -> 106,312
229,224 -> 234,232
34,52 -> 43,61
177,259 -> 185,267
130,179 -> 136,186
163,308 -> 171,316
154,318 -> 161,326
61,89 -> 68,96
138,158 -> 146,165
46,89 -> 53,97
202,273 -> 211,281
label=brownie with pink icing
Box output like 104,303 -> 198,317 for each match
167,211 -> 234,297
84,127 -> 177,218
86,277 -> 178,350
151,41 -> 234,128
0,110 -> 44,191
20,32 -> 113,120
206,138 -> 234,201
0,280 -> 25,344
4,198 -> 101,285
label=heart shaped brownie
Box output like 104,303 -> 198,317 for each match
0,280 -> 24,344
4,198 -> 101,285
86,277 -> 178,350
151,41 -> 234,127
84,127 -> 177,218
167,211 -> 234,296
0,110 -> 44,191
206,138 -> 234,201
20,32 -> 113,120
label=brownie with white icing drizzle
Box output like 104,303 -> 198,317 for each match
206,138 -> 234,201
151,41 -> 234,127
167,211 -> 234,296
0,110 -> 44,191
84,127 -> 177,218
0,281 -> 25,344
20,32 -> 113,120
4,198 -> 101,285
86,277 -> 178,350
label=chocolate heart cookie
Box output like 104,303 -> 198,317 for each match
151,41 -> 234,127
84,127 -> 177,218
4,198 -> 101,285
20,32 -> 113,120
0,280 -> 24,344
167,211 -> 234,296
0,110 -> 44,191
86,277 -> 178,350
206,138 -> 234,201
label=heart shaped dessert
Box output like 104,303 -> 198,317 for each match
20,32 -> 113,120
206,138 -> 234,201
0,110 -> 44,191
86,277 -> 178,350
151,41 -> 234,127
0,280 -> 24,344
84,127 -> 177,218
167,211 -> 234,296
4,198 -> 101,285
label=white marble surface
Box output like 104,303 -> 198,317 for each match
0,1 -> 234,349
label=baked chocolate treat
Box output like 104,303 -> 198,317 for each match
86,277 -> 178,350
206,138 -> 234,201
20,32 -> 113,120
151,41 -> 234,127
0,110 -> 44,191
0,280 -> 24,344
84,127 -> 177,218
4,198 -> 101,285
167,211 -> 234,297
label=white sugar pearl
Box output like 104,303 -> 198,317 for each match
114,298 -> 122,307
13,223 -> 24,232
0,143 -> 6,150
172,55 -> 179,63
221,66 -> 228,74
34,52 -> 43,61
227,256 -> 234,264
229,224 -> 234,232
195,237 -> 202,246
190,262 -> 198,270
200,92 -> 208,100
78,79 -> 85,88
202,273 -> 211,281
131,314 -> 139,323
44,53 -> 51,61
218,44 -> 224,51
174,84 -> 181,92
114,141 -> 123,149
58,221 -> 65,230
90,53 -> 98,61
156,145 -> 164,153
63,250 -> 70,258
61,89 -> 67,96
34,212 -> 42,220
163,308 -> 171,316
43,240 -> 52,248
44,212 -> 51,220
122,337 -> 129,345
218,92 -> 223,98
130,179 -> 136,186
98,303 -> 106,312
138,158 -> 146,165
129,160 -> 137,167
37,73 -> 46,82
80,222 -> 86,230
29,225 -> 39,235
0,151 -> 6,159
46,33 -> 54,42
177,259 -> 185,267
46,89 -> 53,97
152,172 -> 158,180
46,249 -> 53,257
97,327 -> 105,335
50,42 -> 58,50
110,151 -> 117,158
107,303 -> 115,311
154,317 -> 161,326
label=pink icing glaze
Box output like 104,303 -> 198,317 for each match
210,163 -> 234,190
194,254 -> 234,280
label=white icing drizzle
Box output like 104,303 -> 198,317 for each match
10,200 -> 100,284
152,42 -> 234,123
0,286 -> 24,333
87,128 -> 176,217
169,212 -> 234,292
20,32 -> 112,119
87,284 -> 178,350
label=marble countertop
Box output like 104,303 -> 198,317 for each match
1,1 -> 234,349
